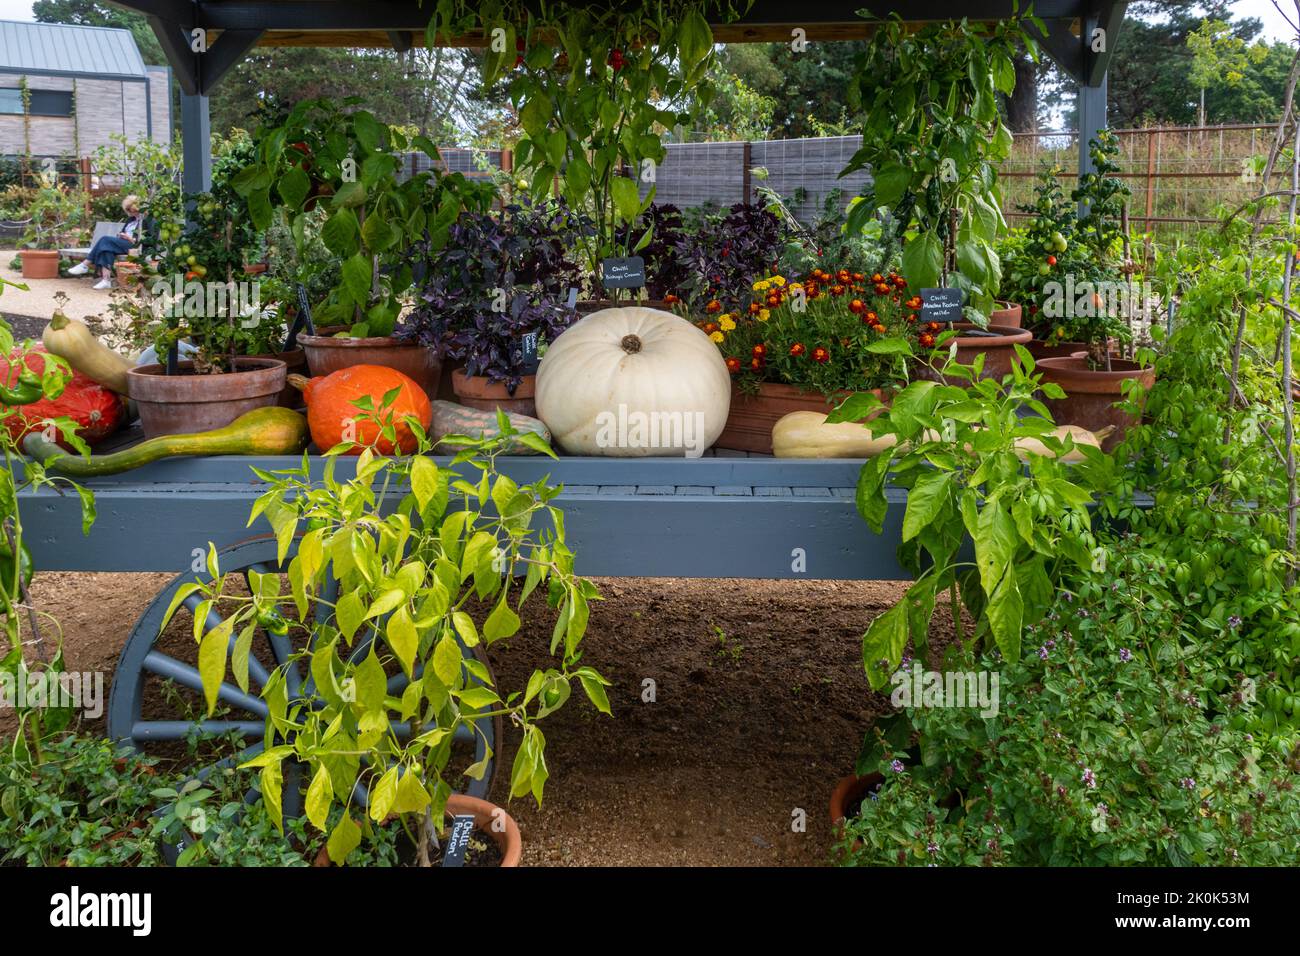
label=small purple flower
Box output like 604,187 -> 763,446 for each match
1045,639 -> 1056,650
1119,648 -> 1132,662
890,759 -> 905,774
926,841 -> 939,855
1062,592 -> 1073,603
1227,615 -> 1242,630
1038,646 -> 1050,660
1082,768 -> 1097,789
1181,777 -> 1196,790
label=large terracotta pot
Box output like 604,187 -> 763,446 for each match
932,322 -> 1033,384
990,301 -> 1023,328
115,260 -> 142,288
298,326 -> 441,399
1035,355 -> 1155,452
21,249 -> 60,280
1026,338 -> 1089,361
451,368 -> 537,417
830,772 -> 884,826
126,357 -> 286,438
312,795 -> 521,867
716,382 -> 854,455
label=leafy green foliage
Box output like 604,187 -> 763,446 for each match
830,345 -> 1103,686
175,407 -> 610,864
843,14 -> 1036,317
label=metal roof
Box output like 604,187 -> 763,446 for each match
0,19 -> 148,79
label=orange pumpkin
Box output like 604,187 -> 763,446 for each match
294,365 -> 431,455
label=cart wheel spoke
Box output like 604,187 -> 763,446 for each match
142,650 -> 268,717
130,719 -> 266,742
189,741 -> 265,783
181,593 -> 273,689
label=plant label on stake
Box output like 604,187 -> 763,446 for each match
441,813 -> 476,867
512,293 -> 542,374
920,288 -> 964,326
600,256 -> 645,291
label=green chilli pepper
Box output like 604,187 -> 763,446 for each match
0,535 -> 34,601
0,368 -> 42,406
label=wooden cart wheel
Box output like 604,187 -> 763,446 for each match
107,536 -> 502,837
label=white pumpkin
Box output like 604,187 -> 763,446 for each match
535,307 -> 731,456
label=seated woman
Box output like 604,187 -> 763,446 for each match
67,195 -> 146,289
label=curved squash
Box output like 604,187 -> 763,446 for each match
1014,425 -> 1110,463
772,411 -> 899,459
431,400 -> 551,454
42,311 -> 134,395
24,406 -> 309,476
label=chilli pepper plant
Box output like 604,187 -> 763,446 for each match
398,200 -> 583,393
165,404 -> 610,864
828,344 -> 1103,686
691,268 -> 926,397
434,1 -> 728,286
843,13 -> 1037,318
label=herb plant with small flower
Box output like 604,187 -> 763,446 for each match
838,533 -> 1300,867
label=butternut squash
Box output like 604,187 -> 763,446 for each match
42,311 -> 134,395
1014,425 -> 1111,463
771,411 -> 899,459
24,406 -> 309,476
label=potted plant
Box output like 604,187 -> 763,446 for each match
171,410 -> 611,866
19,182 -> 82,279
841,13 -> 1035,377
1034,131 -> 1154,450
466,2 -> 719,306
399,199 -> 583,416
234,98 -> 493,397
673,201 -> 790,319
128,188 -> 286,437
695,266 -> 917,453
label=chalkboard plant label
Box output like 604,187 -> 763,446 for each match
440,814 -> 477,868
600,256 -> 646,290
519,330 -> 541,375
920,288 -> 964,325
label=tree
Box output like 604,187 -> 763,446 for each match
32,0 -> 164,65
1189,19 -> 1270,126
710,41 -> 865,139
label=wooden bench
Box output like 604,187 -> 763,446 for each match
59,220 -> 128,260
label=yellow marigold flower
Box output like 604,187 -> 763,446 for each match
753,280 -> 769,292
709,331 -> 725,343
772,275 -> 786,286
720,315 -> 737,331
758,309 -> 771,321
789,282 -> 803,292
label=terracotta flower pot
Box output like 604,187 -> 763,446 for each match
1035,355 -> 1155,452
932,322 -> 1034,383
716,382 -> 882,455
1026,338 -> 1090,361
451,368 -> 537,416
990,301 -> 1023,328
126,357 -> 286,438
312,795 -> 521,867
21,249 -> 60,280
830,772 -> 885,826
299,326 -> 441,399
114,260 -> 142,288
249,347 -> 307,408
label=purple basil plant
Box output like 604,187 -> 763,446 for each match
398,200 -> 585,394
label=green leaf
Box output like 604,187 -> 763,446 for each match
862,601 -> 908,690
519,97 -> 550,141
677,8 -> 714,72
277,165 -> 311,209
332,180 -> 367,208
411,455 -> 437,513
365,588 -> 406,620
351,110 -> 384,152
369,766 -> 398,822
611,176 -> 642,223
433,631 -> 461,686
392,769 -> 431,814
872,163 -> 911,206
326,814 -> 362,864
232,623 -> 255,694
261,760 -> 284,834
483,591 -> 521,642
578,672 -> 612,715
306,763 -> 333,831
341,253 -> 372,305
902,470 -> 951,542
451,611 -> 479,648
335,588 -> 364,643
197,616 -> 234,716
901,233 -> 943,290
986,572 -> 1023,662
320,208 -> 360,258
353,648 -> 387,713
386,605 -> 418,677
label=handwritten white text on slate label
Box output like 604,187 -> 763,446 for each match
920,288 -> 964,323
441,814 -> 477,867
601,256 -> 646,289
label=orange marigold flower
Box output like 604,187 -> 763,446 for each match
706,300 -> 722,313
725,357 -> 741,373
874,283 -> 891,295
849,299 -> 864,314
907,313 -> 918,322
752,343 -> 767,357
830,284 -> 845,296
750,356 -> 764,371
789,342 -> 806,357
919,333 -> 935,348
871,273 -> 884,283
811,346 -> 830,364
866,311 -> 878,322
927,321 -> 941,332
664,293 -> 680,304
853,272 -> 864,281
748,302 -> 762,315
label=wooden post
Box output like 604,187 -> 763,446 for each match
1144,128 -> 1155,232
742,141 -> 752,204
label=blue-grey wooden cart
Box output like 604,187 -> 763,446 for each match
22,0 -> 1129,840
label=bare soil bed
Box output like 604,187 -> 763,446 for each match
16,572 -> 957,867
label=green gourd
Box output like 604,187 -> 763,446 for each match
23,407 -> 309,476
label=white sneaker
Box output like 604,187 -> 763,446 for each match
92,278 -> 113,290
67,261 -> 90,276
